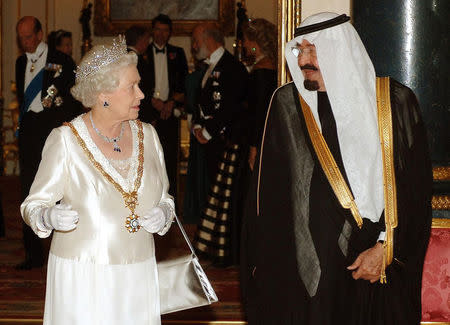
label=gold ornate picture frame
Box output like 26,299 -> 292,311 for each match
94,0 -> 235,36
277,0 -> 301,86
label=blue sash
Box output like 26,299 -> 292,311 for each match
20,68 -> 44,121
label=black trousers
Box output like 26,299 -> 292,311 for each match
155,116 -> 179,198
18,109 -> 61,264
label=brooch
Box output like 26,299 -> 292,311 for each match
125,214 -> 141,233
213,91 -> 222,101
42,84 -> 63,108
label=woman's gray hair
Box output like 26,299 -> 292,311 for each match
71,49 -> 137,108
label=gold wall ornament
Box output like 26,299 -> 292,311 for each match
277,0 -> 301,86
432,217 -> 450,228
433,166 -> 450,181
432,195 -> 450,210
432,167 -> 449,210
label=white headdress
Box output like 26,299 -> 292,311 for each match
285,12 -> 384,223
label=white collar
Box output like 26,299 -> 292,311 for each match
205,46 -> 225,65
26,42 -> 47,61
153,43 -> 166,50
72,115 -> 140,192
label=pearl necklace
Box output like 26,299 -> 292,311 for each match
89,112 -> 124,152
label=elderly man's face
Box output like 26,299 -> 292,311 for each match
295,39 -> 325,91
17,19 -> 43,53
191,26 -> 209,60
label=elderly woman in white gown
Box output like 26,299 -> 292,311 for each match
20,36 -> 175,325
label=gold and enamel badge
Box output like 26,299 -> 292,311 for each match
125,214 -> 141,233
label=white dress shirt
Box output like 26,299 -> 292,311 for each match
152,44 -> 169,101
25,42 -> 48,113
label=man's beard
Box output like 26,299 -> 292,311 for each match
300,64 -> 320,91
195,44 -> 209,60
304,79 -> 320,91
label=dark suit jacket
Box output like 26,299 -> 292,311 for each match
16,48 -> 80,200
16,48 -> 81,125
196,50 -> 249,143
140,42 -> 188,123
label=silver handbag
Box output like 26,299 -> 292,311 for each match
157,215 -> 218,314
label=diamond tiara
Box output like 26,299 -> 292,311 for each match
75,35 -> 127,82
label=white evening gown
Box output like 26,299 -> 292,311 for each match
21,115 -> 175,325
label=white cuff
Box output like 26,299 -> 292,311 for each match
377,231 -> 386,242
202,128 -> 212,140
156,201 -> 175,236
173,108 -> 181,118
30,206 -> 53,238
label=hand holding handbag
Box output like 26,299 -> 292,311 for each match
157,214 -> 218,314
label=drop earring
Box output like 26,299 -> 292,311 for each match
251,47 -> 256,52
103,101 -> 109,107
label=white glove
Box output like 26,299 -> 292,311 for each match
140,207 -> 166,233
41,203 -> 79,231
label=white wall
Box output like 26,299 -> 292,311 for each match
1,0 -> 349,107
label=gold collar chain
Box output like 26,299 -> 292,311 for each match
65,120 -> 145,233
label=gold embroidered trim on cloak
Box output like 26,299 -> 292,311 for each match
376,76 -> 398,284
298,94 -> 363,228
64,120 -> 145,233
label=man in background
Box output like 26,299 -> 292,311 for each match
125,25 -> 152,124
144,14 -> 188,198
192,23 -> 249,266
15,16 -> 80,269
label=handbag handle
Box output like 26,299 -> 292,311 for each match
172,213 -> 198,258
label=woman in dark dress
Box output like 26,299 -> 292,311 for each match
240,18 -> 278,323
242,19 -> 278,171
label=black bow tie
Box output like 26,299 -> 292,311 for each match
154,46 -> 166,54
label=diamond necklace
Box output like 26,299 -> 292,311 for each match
89,111 -> 125,152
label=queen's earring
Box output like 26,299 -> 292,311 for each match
103,101 -> 109,107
